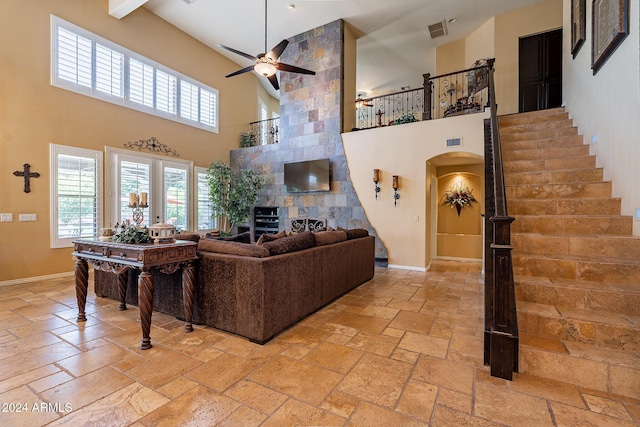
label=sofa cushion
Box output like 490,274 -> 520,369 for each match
206,231 -> 251,244
338,227 -> 369,240
314,230 -> 347,246
197,239 -> 270,258
175,232 -> 201,242
256,229 -> 287,245
262,232 -> 315,256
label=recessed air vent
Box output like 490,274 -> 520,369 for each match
428,20 -> 448,39
446,137 -> 462,147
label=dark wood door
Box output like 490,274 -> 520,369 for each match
519,29 -> 562,112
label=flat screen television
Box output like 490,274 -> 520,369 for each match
284,158 -> 330,193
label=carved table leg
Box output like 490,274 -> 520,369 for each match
138,268 -> 154,350
74,258 -> 89,322
117,270 -> 128,311
182,261 -> 195,333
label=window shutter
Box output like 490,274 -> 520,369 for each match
199,88 -> 217,127
96,43 -> 124,98
56,155 -> 98,238
164,166 -> 188,231
119,161 -> 150,227
129,58 -> 154,108
180,81 -> 199,122
56,26 -> 92,87
156,70 -> 177,114
196,169 -> 215,231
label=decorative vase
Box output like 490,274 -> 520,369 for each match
456,205 -> 462,216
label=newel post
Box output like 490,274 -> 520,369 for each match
423,73 -> 432,120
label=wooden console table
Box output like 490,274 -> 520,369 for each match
72,238 -> 198,350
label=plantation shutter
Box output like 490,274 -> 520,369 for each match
180,80 -> 199,122
196,168 -> 215,231
129,58 -> 154,108
119,161 -> 150,227
156,70 -> 177,114
56,26 -> 92,87
95,43 -> 124,98
163,165 -> 189,231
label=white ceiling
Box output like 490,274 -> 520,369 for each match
123,0 -> 547,98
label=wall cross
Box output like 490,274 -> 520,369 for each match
13,163 -> 40,193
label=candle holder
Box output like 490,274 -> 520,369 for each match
373,169 -> 381,199
392,175 -> 400,207
128,192 -> 149,227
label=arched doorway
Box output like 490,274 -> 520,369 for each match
427,153 -> 484,263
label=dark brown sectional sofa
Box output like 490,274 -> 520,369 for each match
94,230 -> 375,344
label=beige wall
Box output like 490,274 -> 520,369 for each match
494,0 -> 563,114
465,18 -> 495,67
0,0 -> 259,282
342,111 -> 489,269
436,168 -> 483,260
562,0 -> 640,235
436,39 -> 466,76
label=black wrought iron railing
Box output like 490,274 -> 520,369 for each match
353,61 -> 491,130
243,117 -> 280,147
482,58 -> 519,381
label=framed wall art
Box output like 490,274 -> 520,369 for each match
571,0 -> 586,58
591,0 -> 629,74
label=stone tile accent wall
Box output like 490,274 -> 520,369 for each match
230,19 -> 387,259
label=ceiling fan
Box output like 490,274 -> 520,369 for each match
218,0 -> 316,90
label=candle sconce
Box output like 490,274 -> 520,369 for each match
392,175 -> 400,207
128,192 -> 149,227
373,169 -> 381,199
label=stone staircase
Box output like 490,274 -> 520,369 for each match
498,107 -> 639,399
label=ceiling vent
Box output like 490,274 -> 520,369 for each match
428,20 -> 448,39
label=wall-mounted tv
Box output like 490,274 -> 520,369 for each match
284,158 -> 330,193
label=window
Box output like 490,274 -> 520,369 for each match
195,167 -> 216,231
51,15 -> 218,133
50,144 -> 103,248
107,148 -> 192,231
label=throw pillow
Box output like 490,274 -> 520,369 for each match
314,230 -> 347,246
262,232 -> 315,256
197,239 -> 270,258
337,227 -> 369,240
256,229 -> 286,245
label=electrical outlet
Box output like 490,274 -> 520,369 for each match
0,213 -> 13,222
19,214 -> 37,222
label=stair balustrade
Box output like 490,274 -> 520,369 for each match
483,58 -> 519,380
353,60 -> 491,130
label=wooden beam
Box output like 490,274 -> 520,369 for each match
109,0 -> 149,19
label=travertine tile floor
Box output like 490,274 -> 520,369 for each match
0,261 -> 638,426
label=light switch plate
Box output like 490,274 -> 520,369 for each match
0,213 -> 13,222
19,214 -> 37,222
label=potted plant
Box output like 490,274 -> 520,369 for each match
441,181 -> 478,216
240,131 -> 256,147
393,113 -> 418,125
206,160 -> 265,235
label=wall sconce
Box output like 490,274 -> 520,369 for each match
373,169 -> 380,199
392,175 -> 400,207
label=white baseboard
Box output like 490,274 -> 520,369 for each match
0,271 -> 76,287
435,256 -> 482,262
387,264 -> 428,272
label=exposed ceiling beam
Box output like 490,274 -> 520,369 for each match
109,0 -> 149,19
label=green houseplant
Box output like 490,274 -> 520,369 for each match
206,160 -> 265,235
240,131 -> 256,147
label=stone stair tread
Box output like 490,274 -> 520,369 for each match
517,301 -> 635,328
520,334 -> 639,368
515,274 -> 635,292
513,252 -> 640,266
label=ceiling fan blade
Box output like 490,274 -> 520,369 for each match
276,63 -> 316,75
267,40 -> 289,61
225,65 -> 256,78
267,74 -> 279,90
218,44 -> 258,61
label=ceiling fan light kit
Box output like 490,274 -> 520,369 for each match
219,0 -> 315,90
